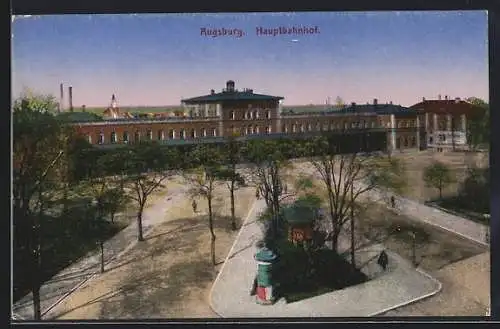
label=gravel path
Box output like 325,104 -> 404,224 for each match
12,183 -> 190,320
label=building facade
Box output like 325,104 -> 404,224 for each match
71,81 -> 484,153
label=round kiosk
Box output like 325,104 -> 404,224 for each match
254,247 -> 278,305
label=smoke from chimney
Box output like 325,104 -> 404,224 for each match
59,83 -> 64,112
68,86 -> 73,112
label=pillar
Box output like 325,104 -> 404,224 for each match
390,114 -> 396,152
416,116 -> 421,150
461,114 -> 467,132
433,113 -> 438,132
446,114 -> 452,131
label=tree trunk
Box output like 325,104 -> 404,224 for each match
137,204 -> 145,241
230,181 -> 236,231
100,240 -> 105,273
350,185 -> 356,269
32,281 -> 41,320
208,195 -> 216,265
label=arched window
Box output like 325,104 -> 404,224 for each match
201,128 -> 207,137
307,123 -> 312,131
266,126 -> 271,134
179,129 -> 186,139
134,131 -> 140,142
255,126 -> 260,134
292,124 -> 297,133
168,129 -> 175,139
110,131 -> 117,144
190,129 -> 196,139
266,110 -> 271,119
123,131 -> 129,143
87,134 -> 92,144
98,132 -> 105,145
212,128 -> 217,137
284,125 -> 288,133
300,124 -> 305,132
230,111 -> 235,120
157,130 -> 164,141
147,130 -> 153,140
254,110 -> 259,119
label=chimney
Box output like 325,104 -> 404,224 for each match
438,94 -> 442,100
210,89 -> 215,95
351,102 -> 356,106
422,97 -> 426,102
82,105 -> 86,112
445,95 -> 448,100
390,101 -> 393,105
59,83 -> 64,112
226,80 -> 235,92
373,98 -> 378,106
68,86 -> 73,112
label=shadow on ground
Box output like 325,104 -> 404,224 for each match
49,213 -> 242,319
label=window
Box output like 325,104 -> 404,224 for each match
201,128 -> 207,137
245,111 -> 250,119
316,122 -> 321,131
123,131 -> 129,143
254,110 -> 259,119
344,122 -> 348,130
110,131 -> 117,144
98,133 -> 104,145
169,129 -> 175,139
190,129 -> 196,139
323,123 -> 329,131
158,130 -> 164,141
371,121 -> 376,128
266,110 -> 271,119
284,125 -> 289,133
300,124 -> 305,132
147,130 -> 153,140
439,134 -> 446,142
87,134 -> 92,144
411,136 -> 416,147
404,137 -> 409,147
266,126 -> 271,134
351,122 -> 357,128
180,129 -> 186,139
292,124 -> 296,133
230,111 -> 235,120
248,125 -> 254,134
307,123 -> 312,131
255,126 -> 260,134
212,128 -> 217,137
134,131 -> 140,142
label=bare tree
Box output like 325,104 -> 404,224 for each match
305,135 -> 403,255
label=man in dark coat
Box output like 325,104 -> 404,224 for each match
377,250 -> 389,271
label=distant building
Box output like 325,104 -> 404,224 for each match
70,83 -> 484,153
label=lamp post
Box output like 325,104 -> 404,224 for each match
409,231 -> 416,266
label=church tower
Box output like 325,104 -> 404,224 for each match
111,94 -> 117,109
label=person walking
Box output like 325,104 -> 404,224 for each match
390,195 -> 396,209
377,250 -> 389,271
192,199 -> 197,213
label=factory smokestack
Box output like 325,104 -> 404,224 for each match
59,83 -> 64,112
68,86 -> 73,112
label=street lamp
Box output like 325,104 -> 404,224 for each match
409,231 -> 417,266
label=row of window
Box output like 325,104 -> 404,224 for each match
230,109 -> 272,120
283,120 -> 379,132
231,125 -> 272,135
396,136 -> 418,148
90,127 -> 219,144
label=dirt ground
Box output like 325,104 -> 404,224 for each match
47,183 -> 256,319
391,150 -> 488,202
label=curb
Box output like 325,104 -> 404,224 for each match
368,254 -> 443,316
208,199 -> 262,318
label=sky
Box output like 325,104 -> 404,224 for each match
11,11 -> 489,107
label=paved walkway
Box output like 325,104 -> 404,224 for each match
292,162 -> 489,246
209,199 -> 441,317
12,184 -> 190,320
